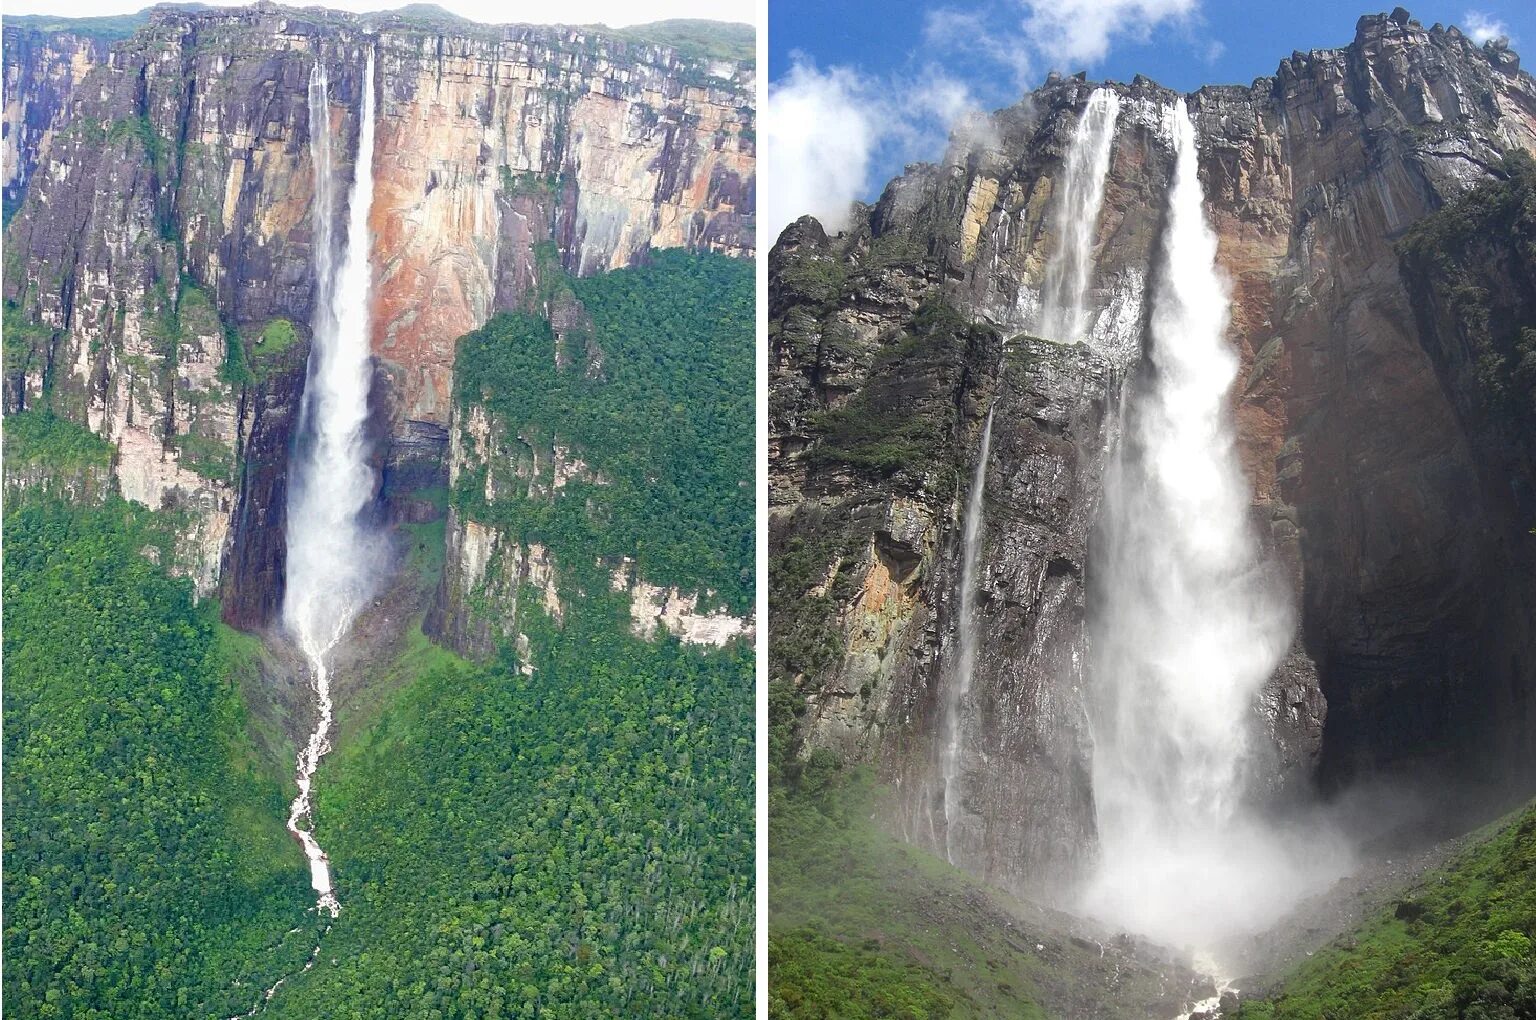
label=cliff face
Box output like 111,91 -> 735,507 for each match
1,27 -> 110,219
2,5 -> 754,636
770,9 -> 1536,903
370,24 -> 753,428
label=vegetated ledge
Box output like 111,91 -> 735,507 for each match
2,410 -> 116,502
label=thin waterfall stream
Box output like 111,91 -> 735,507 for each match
941,403 -> 994,865
941,88 -> 1120,862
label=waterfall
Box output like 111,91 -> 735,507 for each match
1081,99 -> 1343,959
282,51 -> 381,920
941,404 -> 994,864
942,90 -> 1119,864
1036,88 -> 1120,344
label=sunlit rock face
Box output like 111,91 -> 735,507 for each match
770,10 -> 1536,908
2,6 -> 754,628
370,27 -> 754,426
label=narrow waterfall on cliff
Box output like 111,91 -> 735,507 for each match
1036,88 -> 1120,344
1081,100 -> 1346,962
942,92 -> 1120,863
282,51 -> 383,920
941,404 -> 994,864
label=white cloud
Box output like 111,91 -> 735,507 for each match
924,0 -> 1201,80
763,61 -> 877,238
1462,10 -> 1511,45
1022,0 -> 1199,68
925,8 -> 1036,86
2,0 -> 754,29
764,57 -> 981,239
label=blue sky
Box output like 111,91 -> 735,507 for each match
763,0 -> 1536,235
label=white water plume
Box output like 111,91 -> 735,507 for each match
1081,99 -> 1348,959
1036,88 -> 1120,343
282,51 -> 383,919
941,404 -> 995,864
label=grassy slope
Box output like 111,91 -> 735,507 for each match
770,767 -> 1202,1020
1235,801 -> 1536,1019
770,769 -> 1035,1020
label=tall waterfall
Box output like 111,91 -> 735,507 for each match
1081,100 -> 1342,958
1036,88 -> 1120,344
941,404 -> 994,864
282,51 -> 381,919
943,91 -> 1120,862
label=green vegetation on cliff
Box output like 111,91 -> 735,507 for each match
453,249 -> 754,613
611,19 -> 754,62
2,299 -> 53,382
808,296 -> 989,480
5,11 -> 157,41
1235,801 -> 1536,1020
2,495 -> 317,1019
1398,149 -> 1536,429
221,316 -> 303,386
3,409 -> 113,468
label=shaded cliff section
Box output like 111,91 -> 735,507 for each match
1,5 -> 755,638
1392,150 -> 1536,795
770,9 -> 1536,905
1,26 -> 112,222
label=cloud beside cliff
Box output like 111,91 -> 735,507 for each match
1463,10 -> 1512,45
763,62 -> 876,239
764,0 -> 1209,240
763,58 -> 982,241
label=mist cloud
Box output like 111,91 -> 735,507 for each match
763,58 -> 982,241
1463,10 -> 1512,45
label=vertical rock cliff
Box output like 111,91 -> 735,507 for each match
2,24 -> 112,220
770,9 -> 1536,904
3,5 -> 754,646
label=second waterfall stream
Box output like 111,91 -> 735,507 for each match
942,87 -> 1121,866
282,50 -> 384,919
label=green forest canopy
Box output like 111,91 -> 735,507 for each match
2,495 -> 317,1019
263,609 -> 755,1018
453,249 -> 755,614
